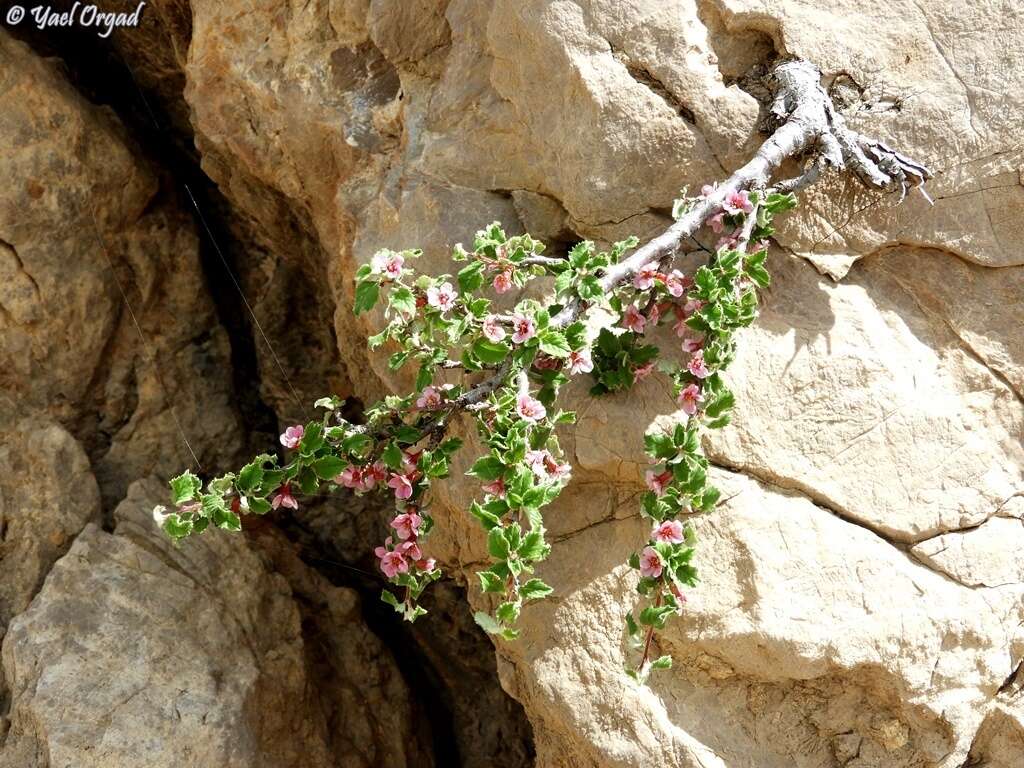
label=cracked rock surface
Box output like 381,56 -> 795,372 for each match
0,0 -> 1021,766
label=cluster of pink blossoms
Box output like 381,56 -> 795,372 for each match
370,251 -> 405,281
374,507 -> 436,577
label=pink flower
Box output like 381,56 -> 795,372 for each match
337,466 -> 363,489
688,350 -> 710,379
271,484 -> 299,511
682,299 -> 705,318
378,548 -> 408,579
665,270 -> 687,298
623,305 -> 646,334
681,336 -> 703,354
701,183 -> 717,197
363,462 -> 388,490
371,251 -> 404,280
482,314 -> 506,342
717,233 -> 740,251
493,271 -> 513,294
279,424 -> 304,449
388,473 -> 415,500
391,511 -> 423,541
645,469 -> 673,497
639,546 -> 664,579
568,348 -> 593,374
399,540 -> 423,560
633,262 -> 660,290
723,189 -> 753,215
677,383 -> 704,416
647,302 -> 661,327
417,557 -> 437,572
673,317 -> 689,338
533,355 -> 562,371
669,581 -> 687,607
427,281 -> 457,313
633,362 -> 656,380
708,212 -> 725,233
653,519 -> 685,544
416,386 -> 444,410
516,394 -> 547,422
511,314 -> 536,344
525,450 -> 550,478
525,450 -> 571,480
401,450 -> 423,474
482,476 -> 506,497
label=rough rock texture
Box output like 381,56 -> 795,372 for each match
1,0 -> 1022,766
0,479 -> 431,768
0,30 -> 243,505
167,1 -> 1023,765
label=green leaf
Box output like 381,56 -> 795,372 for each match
390,285 -> 416,317
313,455 -> 346,480
169,471 -> 202,505
538,330 -> 571,359
478,570 -> 506,593
439,437 -> 464,455
248,497 -> 272,515
457,261 -> 485,293
472,338 -> 510,365
342,433 -> 372,456
487,526 -> 511,559
520,578 -> 553,601
650,655 -> 673,670
495,601 -> 520,624
381,442 -> 404,470
315,396 -> 343,411
381,589 -> 402,610
354,280 -> 380,315
473,611 -> 503,635
467,455 -> 504,482
518,530 -> 549,561
746,264 -> 771,288
469,500 -> 502,530
212,507 -> 242,532
625,612 -> 640,636
163,514 -> 193,540
300,422 -> 324,454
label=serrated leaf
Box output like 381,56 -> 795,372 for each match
472,338 -> 510,364
487,526 -> 511,559
354,280 -> 380,315
313,455 -> 346,480
467,455 -> 504,481
519,578 -> 553,601
538,330 -> 571,358
478,570 -> 506,593
169,471 -> 201,505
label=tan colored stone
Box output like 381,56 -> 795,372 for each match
0,30 -> 242,503
0,420 -> 98,632
0,479 -> 430,768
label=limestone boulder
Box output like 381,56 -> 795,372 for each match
0,478 -> 431,768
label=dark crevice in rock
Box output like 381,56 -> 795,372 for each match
616,55 -> 697,124
11,16 -> 279,468
278,512 -> 536,768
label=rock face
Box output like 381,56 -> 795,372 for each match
1,1 -> 1022,767
1,479 -> 431,768
0,30 -> 243,505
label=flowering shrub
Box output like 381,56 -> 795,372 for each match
156,185 -> 795,678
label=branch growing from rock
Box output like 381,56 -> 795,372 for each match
157,56 -> 931,665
